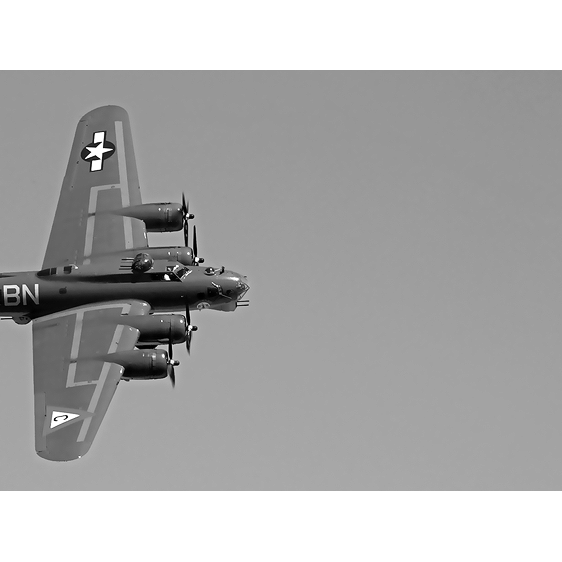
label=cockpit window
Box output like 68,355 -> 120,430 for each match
161,265 -> 191,281
175,266 -> 191,280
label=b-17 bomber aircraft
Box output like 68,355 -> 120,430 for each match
0,106 -> 249,462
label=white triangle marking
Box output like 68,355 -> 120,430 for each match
51,411 -> 80,429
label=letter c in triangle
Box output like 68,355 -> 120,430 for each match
51,411 -> 80,429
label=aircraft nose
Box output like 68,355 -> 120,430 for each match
237,280 -> 249,299
232,274 -> 249,300
220,270 -> 249,300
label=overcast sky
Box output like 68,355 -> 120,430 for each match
0,71 -> 561,490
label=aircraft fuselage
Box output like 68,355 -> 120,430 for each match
0,261 -> 248,323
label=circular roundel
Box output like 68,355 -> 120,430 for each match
80,131 -> 116,172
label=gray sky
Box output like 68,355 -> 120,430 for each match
0,71 -> 561,490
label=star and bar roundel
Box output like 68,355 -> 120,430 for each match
80,131 -> 116,172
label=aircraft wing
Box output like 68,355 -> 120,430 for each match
32,300 -> 151,461
42,105 -> 148,269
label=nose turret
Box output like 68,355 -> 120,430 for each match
236,277 -> 249,300
215,270 -> 246,300
192,268 -> 249,312
221,270 -> 249,300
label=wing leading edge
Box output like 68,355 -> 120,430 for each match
32,300 -> 151,461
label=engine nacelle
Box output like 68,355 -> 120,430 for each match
119,203 -> 183,232
124,314 -> 188,346
110,349 -> 169,380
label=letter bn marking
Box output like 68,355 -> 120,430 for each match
2,284 -> 39,306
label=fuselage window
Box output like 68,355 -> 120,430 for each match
37,267 -> 57,277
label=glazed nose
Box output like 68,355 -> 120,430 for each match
236,279 -> 249,299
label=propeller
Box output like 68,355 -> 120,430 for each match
167,326 -> 180,388
181,193 -> 194,247
192,224 -> 204,264
181,194 -> 203,265
185,304 -> 198,355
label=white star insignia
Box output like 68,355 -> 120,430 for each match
84,141 -> 113,162
81,131 -> 115,171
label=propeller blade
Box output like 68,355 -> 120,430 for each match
185,304 -> 198,355
192,224 -> 198,258
182,194 -> 189,247
181,193 -> 195,247
168,364 -> 176,388
168,326 -> 177,388
192,225 -> 204,264
168,330 -> 174,361
182,193 -> 194,220
186,304 -> 192,354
